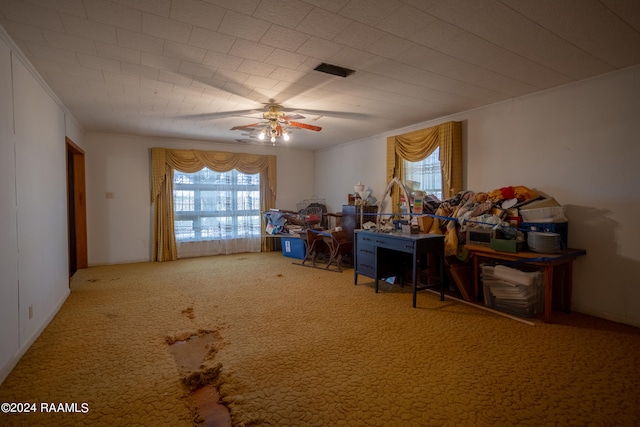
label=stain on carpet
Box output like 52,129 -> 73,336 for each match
166,329 -> 230,426
182,306 -> 195,320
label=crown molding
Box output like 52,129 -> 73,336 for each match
0,23 -> 83,134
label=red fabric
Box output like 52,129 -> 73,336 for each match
306,214 -> 321,224
500,186 -> 515,199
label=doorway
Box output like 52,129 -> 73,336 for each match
66,137 -> 88,278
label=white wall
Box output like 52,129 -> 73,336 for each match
313,138 -> 388,213
0,30 -> 84,384
13,57 -> 69,341
316,65 -> 640,328
0,34 -> 19,388
84,133 -> 315,266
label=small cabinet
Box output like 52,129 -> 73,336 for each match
341,205 -> 377,241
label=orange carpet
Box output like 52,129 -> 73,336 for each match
1,252 -> 639,426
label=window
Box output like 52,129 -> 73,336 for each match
173,168 -> 261,242
404,148 -> 442,200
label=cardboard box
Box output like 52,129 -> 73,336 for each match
417,215 -> 433,232
401,224 -> 420,234
521,197 -> 561,210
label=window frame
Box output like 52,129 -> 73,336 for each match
173,168 -> 261,242
403,147 -> 443,200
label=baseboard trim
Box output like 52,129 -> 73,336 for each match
571,303 -> 640,328
0,289 -> 70,385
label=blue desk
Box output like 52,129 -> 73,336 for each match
354,230 -> 445,307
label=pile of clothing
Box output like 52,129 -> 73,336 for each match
264,209 -> 323,235
421,186 -> 540,258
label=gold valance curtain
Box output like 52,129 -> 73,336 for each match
386,121 -> 462,210
151,148 -> 277,262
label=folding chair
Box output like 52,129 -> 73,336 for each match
323,230 -> 353,272
301,229 -> 329,267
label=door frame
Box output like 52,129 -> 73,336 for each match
66,137 -> 88,277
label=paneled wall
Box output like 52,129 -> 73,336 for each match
0,32 -> 83,384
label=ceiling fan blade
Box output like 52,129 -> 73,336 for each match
230,122 -> 263,130
288,121 -> 322,132
281,114 -> 305,121
179,109 -> 261,121
289,108 -> 370,119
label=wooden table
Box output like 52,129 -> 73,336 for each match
465,245 -> 587,323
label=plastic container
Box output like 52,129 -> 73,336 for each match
521,221 -> 568,248
520,206 -> 566,222
281,237 -> 305,259
490,238 -> 525,253
481,264 -> 543,317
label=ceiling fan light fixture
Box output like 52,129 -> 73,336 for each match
230,104 -> 322,145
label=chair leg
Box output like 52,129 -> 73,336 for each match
325,248 -> 345,272
325,245 -> 337,270
302,242 -> 316,266
335,254 -> 343,272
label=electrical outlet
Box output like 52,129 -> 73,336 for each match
29,305 -> 33,319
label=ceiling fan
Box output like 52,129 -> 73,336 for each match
230,103 -> 322,145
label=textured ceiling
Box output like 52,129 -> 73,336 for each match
1,0 -> 639,150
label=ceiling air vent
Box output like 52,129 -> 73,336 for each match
313,62 -> 355,78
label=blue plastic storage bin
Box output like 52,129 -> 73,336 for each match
281,237 -> 305,259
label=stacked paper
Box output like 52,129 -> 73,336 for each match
482,264 -> 543,317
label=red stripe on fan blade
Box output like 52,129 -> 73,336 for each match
288,121 -> 322,131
